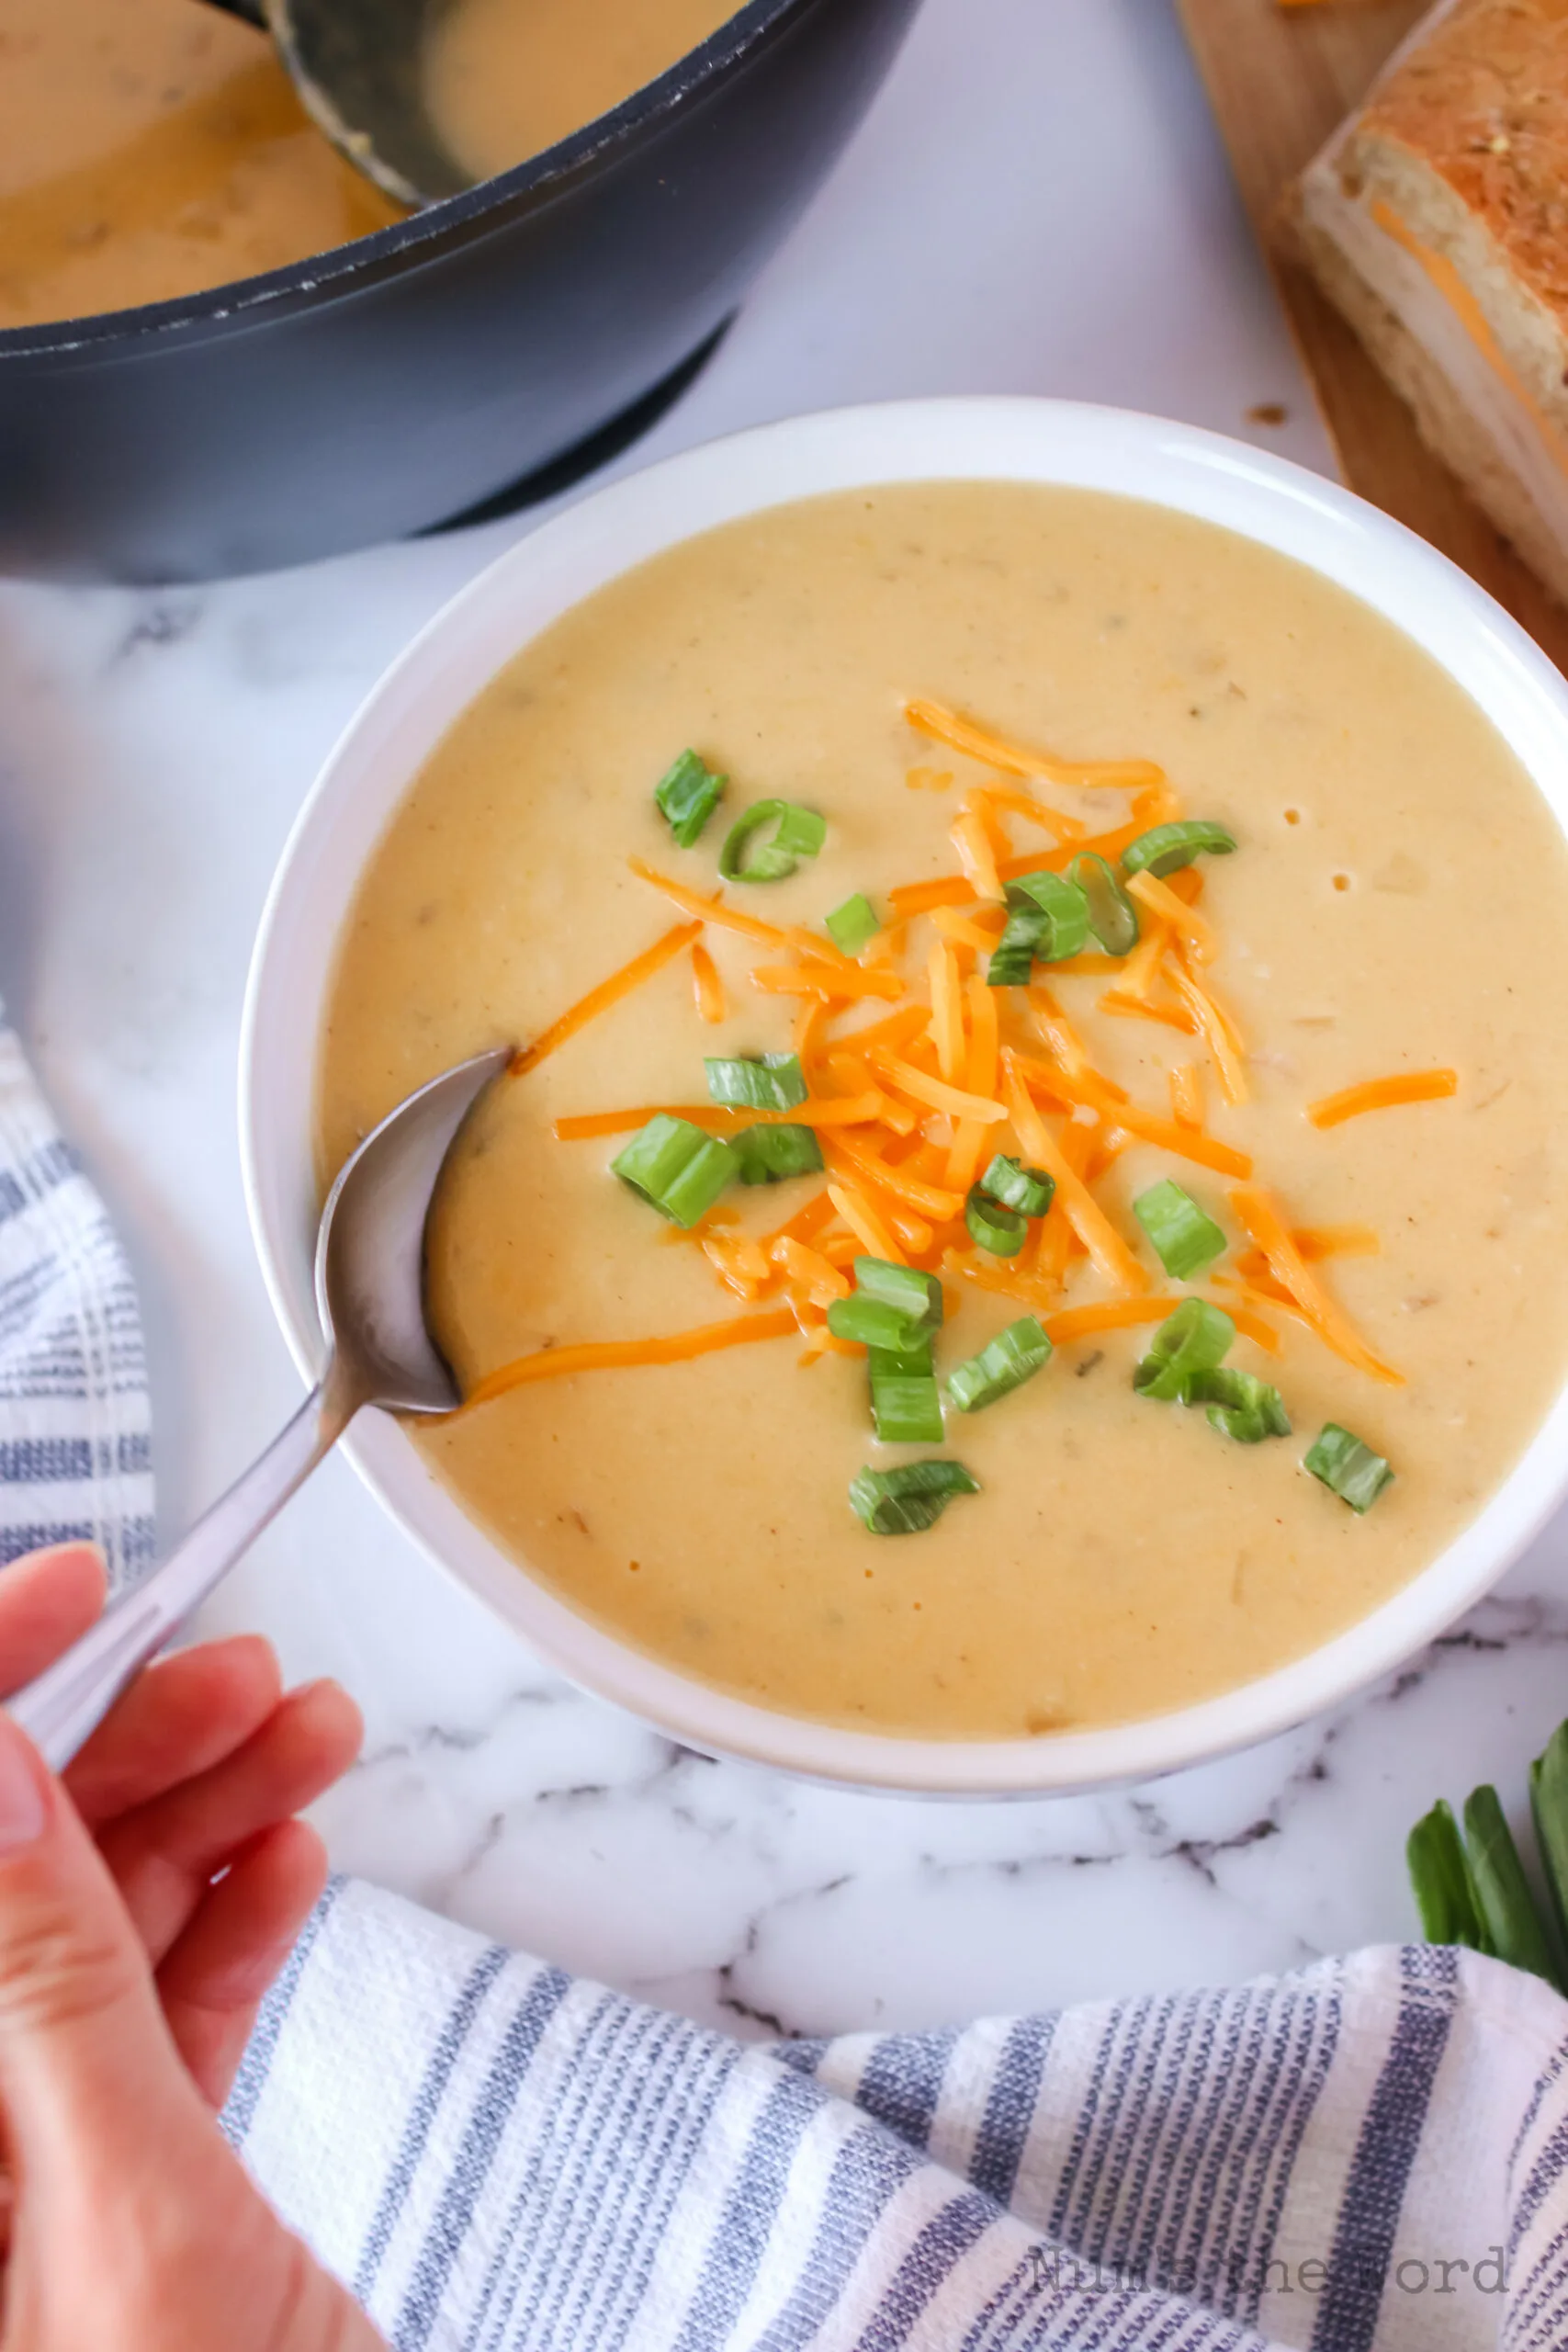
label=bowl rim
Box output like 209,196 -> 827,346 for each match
241,392 -> 1568,1796
0,0 -> 807,360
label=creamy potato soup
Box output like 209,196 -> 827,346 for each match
0,0 -> 401,332
317,484 -> 1568,1740
0,0 -> 734,332
424,0 -> 739,185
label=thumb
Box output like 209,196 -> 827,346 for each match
0,1704 -> 197,2189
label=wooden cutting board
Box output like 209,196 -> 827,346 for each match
1179,0 -> 1568,671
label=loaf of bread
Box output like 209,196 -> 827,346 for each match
1294,0 -> 1568,605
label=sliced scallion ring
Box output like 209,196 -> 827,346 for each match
705,1052 -> 807,1112
1186,1366 -> 1291,1442
869,1340 -> 944,1444
978,1154 -> 1055,1218
611,1114 -> 739,1227
947,1317 -> 1053,1413
986,907 -> 1048,989
1004,869 -> 1091,961
653,749 -> 726,848
731,1125 -> 824,1185
828,1295 -> 928,1351
1133,1179 -> 1226,1280
717,798 -> 826,884
1304,1423 -> 1393,1512
965,1185 -> 1028,1257
1068,852 -> 1140,955
1133,1296 -> 1235,1402
853,1258 -> 942,1337
848,1458 -> 979,1534
826,892 -> 880,954
1121,820 -> 1237,879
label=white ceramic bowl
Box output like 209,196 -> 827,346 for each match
242,395 -> 1568,1796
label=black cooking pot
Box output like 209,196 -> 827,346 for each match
0,0 -> 920,582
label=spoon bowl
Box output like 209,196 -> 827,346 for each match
6,1045 -> 510,1771
317,1047 -> 511,1413
204,0 -> 470,204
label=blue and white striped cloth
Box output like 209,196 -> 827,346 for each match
230,1885 -> 1568,2352
6,1008 -> 1568,2352
0,1016 -> 153,1589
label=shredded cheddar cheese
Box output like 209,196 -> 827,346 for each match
1126,867 -> 1217,966
1306,1069 -> 1458,1129
690,939 -> 728,1025
512,920 -> 700,1076
750,963 -> 905,1002
827,1179 -> 905,1262
463,1307 -> 799,1408
1228,1185 -> 1403,1385
474,691 -> 1419,1427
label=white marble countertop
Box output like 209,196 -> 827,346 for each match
4,0 -> 1566,2041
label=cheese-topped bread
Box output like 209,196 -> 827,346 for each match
1294,0 -> 1568,606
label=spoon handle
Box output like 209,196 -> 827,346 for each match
6,1378 -> 355,1774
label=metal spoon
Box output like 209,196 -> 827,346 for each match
7,1046 -> 510,1772
201,0 -> 473,207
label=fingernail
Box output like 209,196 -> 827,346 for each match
0,1716 -> 48,1855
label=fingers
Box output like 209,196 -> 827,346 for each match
99,1679 -> 362,1965
0,1708 -> 197,2180
156,1819 -> 330,2109
0,1543 -> 106,1694
65,1634 -> 282,1825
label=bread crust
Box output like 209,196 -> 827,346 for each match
1356,0 -> 1568,324
1291,183 -> 1568,604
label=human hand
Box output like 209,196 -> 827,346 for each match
0,1541 -> 384,2348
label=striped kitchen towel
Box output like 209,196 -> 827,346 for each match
6,998 -> 1568,2352
0,1014 -> 153,1589
228,1875 -> 1568,2352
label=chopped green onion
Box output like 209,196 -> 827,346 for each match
611,1114 -> 739,1227
1133,1179 -> 1227,1280
717,798 -> 826,884
1004,870 -> 1091,960
1304,1423 -> 1393,1512
848,1458 -> 979,1535
827,1295 -> 925,1351
1133,1297 -> 1235,1402
986,907 -> 1048,989
829,1257 -> 943,1351
705,1052 -> 807,1112
1462,1786 -> 1563,1989
978,1155 -> 1055,1218
869,1340 -> 944,1444
1407,1801 -> 1490,1951
653,749 -> 726,848
1068,852 -> 1140,955
731,1125 -> 824,1185
1186,1366 -> 1291,1442
826,892 -> 880,954
1121,819 -> 1237,879
853,1257 -> 943,1336
1530,1724 -> 1568,1953
965,1185 -> 1027,1257
947,1317 -> 1053,1412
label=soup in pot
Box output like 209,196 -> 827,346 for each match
0,0 -> 401,332
423,0 -> 740,185
0,0 -> 738,331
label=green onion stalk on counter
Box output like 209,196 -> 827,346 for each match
1407,1723 -> 1568,1994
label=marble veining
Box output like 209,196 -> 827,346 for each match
3,0 -> 1564,2047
